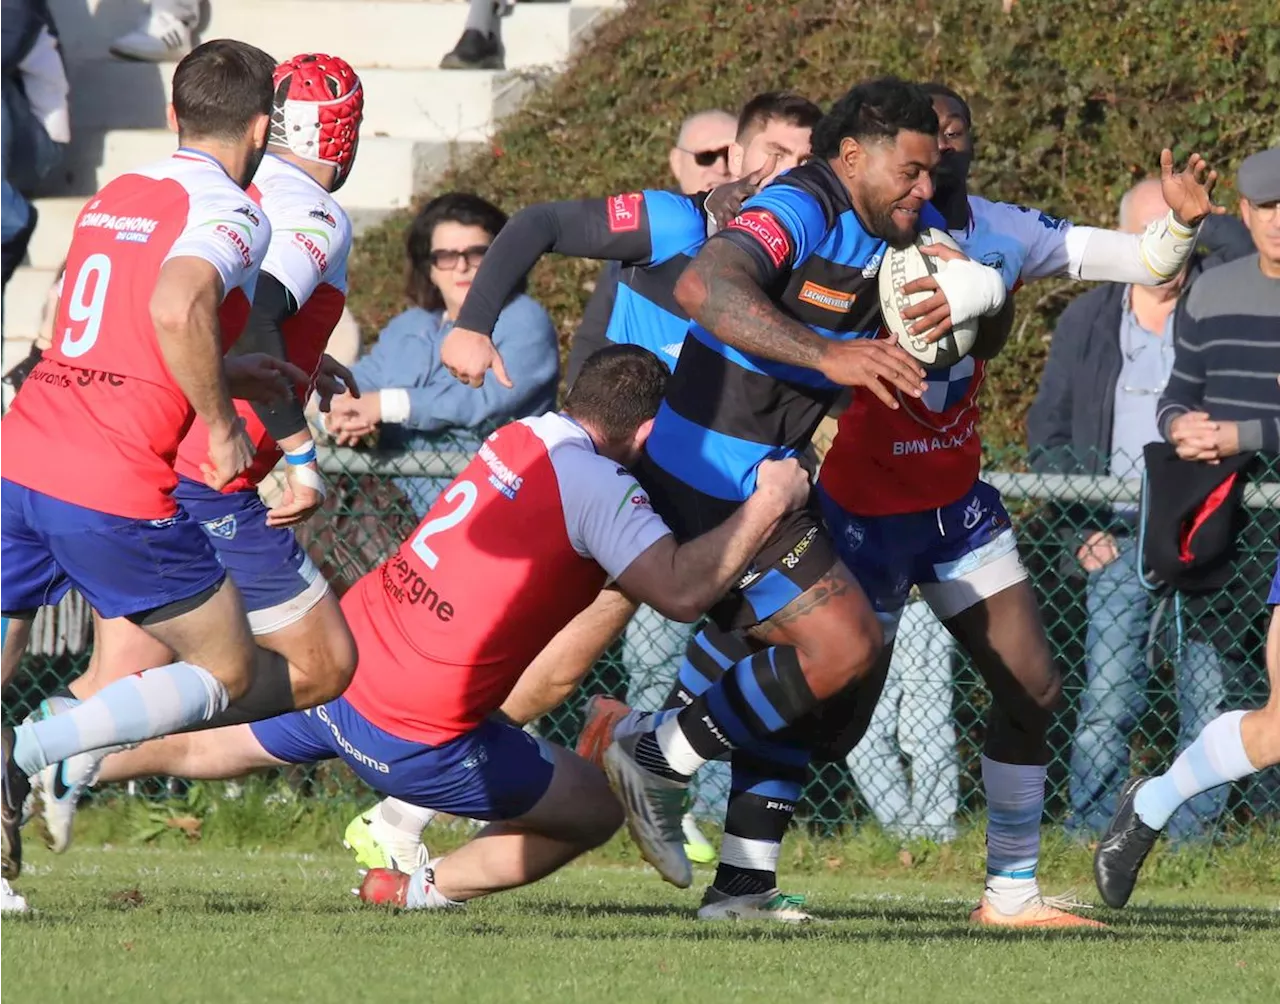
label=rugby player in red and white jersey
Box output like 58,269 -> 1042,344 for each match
1,41 -> 295,880
63,347 -> 811,907
24,54 -> 368,854
811,84 -> 1225,928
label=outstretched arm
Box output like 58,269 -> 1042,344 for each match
446,191 -> 707,388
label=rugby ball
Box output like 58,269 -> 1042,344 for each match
878,227 -> 979,370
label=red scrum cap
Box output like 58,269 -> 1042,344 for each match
270,53 -> 364,191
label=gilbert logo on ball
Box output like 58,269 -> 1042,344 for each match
878,227 -> 978,370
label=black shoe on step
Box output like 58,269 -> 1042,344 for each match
1093,776 -> 1160,909
3,725 -> 32,880
440,29 -> 504,70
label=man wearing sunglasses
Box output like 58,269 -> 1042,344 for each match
441,91 -> 822,386
668,109 -> 737,196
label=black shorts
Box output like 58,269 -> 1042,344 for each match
635,455 -> 837,632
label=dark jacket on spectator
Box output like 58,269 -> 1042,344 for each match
1027,214 -> 1272,658
1027,214 -> 1255,478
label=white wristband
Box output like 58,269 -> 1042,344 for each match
290,462 -> 327,500
932,257 -> 1007,325
379,388 -> 412,425
1137,210 -> 1198,282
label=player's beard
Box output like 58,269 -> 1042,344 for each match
238,142 -> 268,190
868,201 -> 918,249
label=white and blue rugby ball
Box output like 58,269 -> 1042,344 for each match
878,227 -> 979,370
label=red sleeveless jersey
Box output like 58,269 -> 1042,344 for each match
819,356 -> 987,516
342,413 -> 671,744
174,154 -> 352,491
819,195 -> 1087,517
2,150 -> 270,518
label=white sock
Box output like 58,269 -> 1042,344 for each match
1134,710 -> 1256,831
405,860 -> 464,910
652,708 -> 709,777
378,797 -> 437,839
981,756 -> 1046,915
13,661 -> 228,775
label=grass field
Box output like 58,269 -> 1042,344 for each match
4,843 -> 1279,1004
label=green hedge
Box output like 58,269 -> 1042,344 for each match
347,0 -> 1279,452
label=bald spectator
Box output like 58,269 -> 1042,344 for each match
1028,178 -> 1251,839
667,108 -> 737,195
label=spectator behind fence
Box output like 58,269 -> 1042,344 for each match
2,0 -> 69,291
1151,148 -> 1280,818
845,599 -> 960,843
1158,148 -> 1280,466
1027,179 -> 1253,838
324,192 -> 558,516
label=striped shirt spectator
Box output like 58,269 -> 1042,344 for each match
1158,147 -> 1280,459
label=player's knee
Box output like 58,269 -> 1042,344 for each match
798,605 -> 883,699
1025,660 -> 1063,715
308,625 -> 358,704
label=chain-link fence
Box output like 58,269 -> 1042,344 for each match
6,440 -> 1277,841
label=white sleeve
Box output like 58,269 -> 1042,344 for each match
553,447 -> 673,581
165,188 -> 272,300
259,191 -> 353,307
969,198 -> 1075,282
1064,223 -> 1197,285
974,198 -> 1196,286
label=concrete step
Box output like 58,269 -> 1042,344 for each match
38,130 -> 481,211
2,267 -> 59,346
67,61 -> 537,142
51,0 -> 619,71
25,197 -> 89,271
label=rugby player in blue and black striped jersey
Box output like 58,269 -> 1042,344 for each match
595,78 -> 1014,894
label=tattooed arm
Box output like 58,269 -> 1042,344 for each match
674,239 -> 926,405
674,238 -> 830,369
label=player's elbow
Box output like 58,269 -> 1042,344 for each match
149,285 -> 194,338
651,589 -> 707,625
150,265 -> 217,339
673,261 -> 706,320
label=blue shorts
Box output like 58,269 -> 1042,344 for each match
817,479 -> 1028,640
173,477 -> 328,635
1,478 -> 225,620
250,696 -> 557,820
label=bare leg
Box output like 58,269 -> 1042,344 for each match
1,617 -> 33,688
77,590 -> 355,715
96,724 -> 289,783
431,745 -> 622,902
1238,607 -> 1279,770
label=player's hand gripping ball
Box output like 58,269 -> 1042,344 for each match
878,228 -> 979,370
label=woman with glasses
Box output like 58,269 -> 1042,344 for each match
325,192 -> 559,516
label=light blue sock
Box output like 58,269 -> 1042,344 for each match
1134,710 -> 1255,831
982,756 -> 1046,914
12,662 -> 229,775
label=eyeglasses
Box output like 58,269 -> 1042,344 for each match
428,245 -> 489,270
678,145 -> 730,168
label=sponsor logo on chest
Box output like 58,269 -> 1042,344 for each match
798,280 -> 856,314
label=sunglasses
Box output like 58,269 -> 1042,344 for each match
679,145 -> 730,168
428,245 -> 490,270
